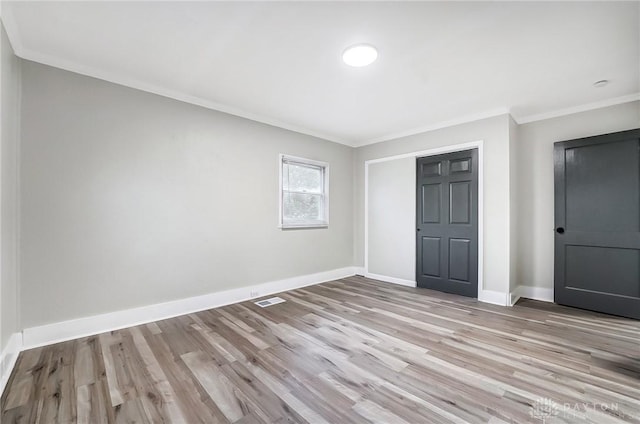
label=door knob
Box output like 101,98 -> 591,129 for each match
416,228 -> 421,232
556,227 -> 565,234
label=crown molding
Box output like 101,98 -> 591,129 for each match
21,48 -> 357,147
0,6 -> 23,57
354,108 -> 511,147
0,7 -> 356,147
354,92 -> 640,147
513,93 -> 640,125
3,7 -> 638,149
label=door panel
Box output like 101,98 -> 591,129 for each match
421,184 -> 441,223
450,182 -> 471,224
449,239 -> 470,282
565,245 -> 639,297
554,129 -> 640,319
565,139 -> 640,232
421,237 -> 441,277
421,161 -> 442,177
450,158 -> 471,173
416,149 -> 478,297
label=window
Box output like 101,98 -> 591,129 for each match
279,154 -> 329,228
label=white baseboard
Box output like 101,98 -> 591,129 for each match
0,332 -> 23,397
365,272 -> 511,306
478,289 -> 509,306
365,272 -> 417,288
354,266 -> 366,276
511,285 -> 554,304
510,290 -> 522,306
22,267 -> 356,350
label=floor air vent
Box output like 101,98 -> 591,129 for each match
254,296 -> 286,308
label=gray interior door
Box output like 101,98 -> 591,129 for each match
416,149 -> 478,297
554,129 -> 640,319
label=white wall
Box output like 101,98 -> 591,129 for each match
367,157 -> 415,282
355,114 -> 512,298
516,101 -> 640,293
20,61 -> 354,329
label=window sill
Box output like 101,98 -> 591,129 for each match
280,222 -> 328,230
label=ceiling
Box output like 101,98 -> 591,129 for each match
3,1 -> 639,147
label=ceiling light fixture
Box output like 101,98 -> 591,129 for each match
342,44 -> 378,67
593,79 -> 609,88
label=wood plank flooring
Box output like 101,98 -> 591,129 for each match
2,276 -> 639,423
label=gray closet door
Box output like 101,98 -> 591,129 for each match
416,149 -> 478,297
554,129 -> 640,319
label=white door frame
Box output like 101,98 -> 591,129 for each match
364,140 -> 484,296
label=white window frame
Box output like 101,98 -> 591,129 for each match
279,154 -> 329,229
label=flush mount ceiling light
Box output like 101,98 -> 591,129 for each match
593,79 -> 609,88
342,44 -> 378,67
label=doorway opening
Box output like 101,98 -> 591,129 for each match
364,140 -> 484,299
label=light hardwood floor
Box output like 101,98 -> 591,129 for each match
2,276 -> 639,423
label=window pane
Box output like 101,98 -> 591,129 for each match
286,163 -> 322,193
283,192 -> 323,223
282,163 -> 290,191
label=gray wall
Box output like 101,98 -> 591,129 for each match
20,61 -> 353,329
356,103 -> 640,297
10,49 -> 640,331
355,114 -> 513,295
1,22 -> 20,350
516,101 -> 640,291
